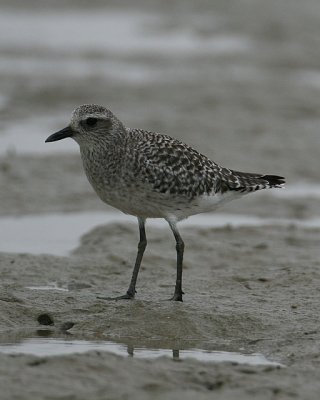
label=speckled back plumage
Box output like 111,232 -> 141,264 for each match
69,104 -> 284,221
125,128 -> 282,197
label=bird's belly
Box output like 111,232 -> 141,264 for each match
93,181 -> 241,220
94,185 -> 175,218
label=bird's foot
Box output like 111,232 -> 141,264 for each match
97,290 -> 135,301
168,290 -> 184,302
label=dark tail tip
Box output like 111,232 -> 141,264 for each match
260,175 -> 285,187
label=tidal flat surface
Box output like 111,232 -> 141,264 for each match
1,0 -> 320,399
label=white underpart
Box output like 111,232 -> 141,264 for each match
166,191 -> 244,221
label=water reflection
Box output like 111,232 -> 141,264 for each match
0,333 -> 282,366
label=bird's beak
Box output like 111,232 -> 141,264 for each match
45,126 -> 74,143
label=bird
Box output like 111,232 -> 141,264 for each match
45,104 -> 285,301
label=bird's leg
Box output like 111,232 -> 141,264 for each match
98,218 -> 146,301
168,221 -> 184,302
124,217 -> 147,298
108,217 -> 147,300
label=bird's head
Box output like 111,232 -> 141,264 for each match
45,104 -> 125,146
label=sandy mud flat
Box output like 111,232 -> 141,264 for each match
1,0 -> 320,398
1,222 -> 320,399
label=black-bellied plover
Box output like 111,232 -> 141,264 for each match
46,104 -> 285,301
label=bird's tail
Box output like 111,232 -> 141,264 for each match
223,170 -> 285,193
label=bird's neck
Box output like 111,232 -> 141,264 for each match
79,130 -> 128,189
80,135 -> 125,164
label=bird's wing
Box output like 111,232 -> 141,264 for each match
129,130 -> 221,198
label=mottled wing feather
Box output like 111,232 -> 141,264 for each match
225,170 -> 285,192
127,128 -> 285,199
128,129 -> 222,198
223,169 -> 285,193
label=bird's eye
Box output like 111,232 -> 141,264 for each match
86,117 -> 98,126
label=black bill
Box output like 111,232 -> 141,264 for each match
45,126 -> 74,142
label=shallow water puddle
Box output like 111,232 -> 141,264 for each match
0,338 -> 281,366
25,283 -> 68,292
1,211 -> 320,256
0,10 -> 253,57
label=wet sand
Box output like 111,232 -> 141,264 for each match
1,0 -> 320,399
1,223 -> 320,399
